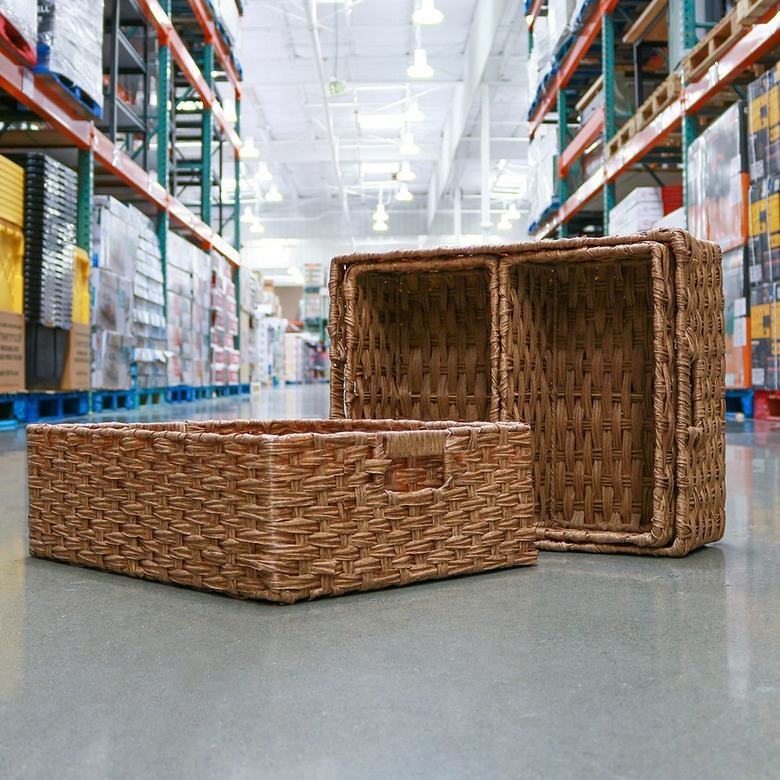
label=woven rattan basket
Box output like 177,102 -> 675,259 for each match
329,229 -> 726,557
27,419 -> 536,603
329,253 -> 501,422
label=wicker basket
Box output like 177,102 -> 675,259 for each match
27,419 -> 536,603
329,253 -> 501,422
329,229 -> 726,556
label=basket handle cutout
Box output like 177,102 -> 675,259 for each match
376,430 -> 453,502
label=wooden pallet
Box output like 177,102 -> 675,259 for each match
636,72 -> 682,131
736,0 -> 779,26
605,116 -> 637,160
683,7 -> 746,81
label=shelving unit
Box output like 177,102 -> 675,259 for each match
528,0 -> 780,239
0,0 -> 248,423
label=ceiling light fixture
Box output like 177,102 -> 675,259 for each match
400,131 -> 420,155
396,160 -> 416,182
395,183 -> 413,202
249,219 -> 266,234
254,162 -> 273,182
407,48 -> 434,79
372,201 -> 389,223
240,136 -> 260,159
403,100 -> 425,123
265,184 -> 283,202
497,214 -> 512,230
412,0 -> 444,25
506,202 -> 522,221
372,219 -> 389,232
240,206 -> 256,223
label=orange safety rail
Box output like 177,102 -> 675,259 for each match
136,0 -> 242,151
559,104 -> 605,177
0,51 -> 240,266
185,0 -> 242,95
529,0 -> 620,136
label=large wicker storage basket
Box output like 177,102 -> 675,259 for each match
27,419 -> 536,603
329,229 -> 726,557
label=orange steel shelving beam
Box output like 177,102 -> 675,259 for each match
528,0 -> 620,137
526,0 -> 545,31
559,103 -> 605,177
0,53 -> 240,264
532,7 -> 780,237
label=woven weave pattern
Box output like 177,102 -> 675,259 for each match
330,229 -> 726,556
28,419 -> 536,603
331,256 -> 500,422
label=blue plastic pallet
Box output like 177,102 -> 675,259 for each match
135,387 -> 167,408
725,389 -> 754,419
25,392 -> 89,423
192,386 -> 211,400
238,384 -> 251,395
0,394 -> 26,429
167,386 -> 194,403
34,45 -> 102,120
91,389 -> 135,413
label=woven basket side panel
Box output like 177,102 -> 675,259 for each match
27,427 -> 277,599
348,270 -> 494,421
506,262 -> 658,534
262,427 -> 536,601
328,261 -> 348,418
671,234 -> 726,554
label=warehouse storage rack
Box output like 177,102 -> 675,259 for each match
526,0 -> 780,238
0,0 -> 248,423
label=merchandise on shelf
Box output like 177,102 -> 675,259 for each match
0,0 -> 37,65
283,332 -> 305,384
211,252 -> 239,386
527,16 -> 552,106
91,197 -> 137,389
748,71 -> 770,183
751,283 -> 779,390
608,187 -> 669,235
547,0 -> 575,55
36,0 -> 105,113
749,179 -> 769,285
527,123 -> 559,228
251,315 -> 286,386
213,0 -> 241,48
132,215 -> 166,389
723,246 -> 751,390
687,101 -> 748,252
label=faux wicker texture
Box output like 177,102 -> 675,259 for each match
329,229 -> 726,557
27,419 -> 536,603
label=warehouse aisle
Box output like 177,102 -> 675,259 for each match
1,386 -> 779,779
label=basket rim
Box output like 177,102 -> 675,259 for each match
26,417 -> 531,444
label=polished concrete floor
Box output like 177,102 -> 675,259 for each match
1,384 -> 778,779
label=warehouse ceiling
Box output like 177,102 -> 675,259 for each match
234,0 -> 530,273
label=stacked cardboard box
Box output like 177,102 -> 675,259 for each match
608,188 -> 664,234
527,124 -> 559,230
747,68 -> 780,390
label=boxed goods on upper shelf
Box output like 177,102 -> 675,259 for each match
36,0 -> 105,117
687,101 -> 748,253
527,124 -> 559,230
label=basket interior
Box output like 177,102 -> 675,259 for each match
347,267 -> 494,421
506,258 -> 656,535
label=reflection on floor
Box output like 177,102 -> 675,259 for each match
0,384 -> 778,779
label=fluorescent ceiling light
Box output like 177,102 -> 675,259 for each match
400,131 -> 420,155
358,114 -> 406,129
412,0 -> 444,24
240,206 -> 255,223
395,184 -> 413,202
372,202 -> 388,222
361,162 -> 401,175
396,160 -> 416,182
407,48 -> 433,79
372,219 -> 389,232
265,184 -> 283,202
240,136 -> 260,159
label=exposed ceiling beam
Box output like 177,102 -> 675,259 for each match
426,0 -> 510,228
